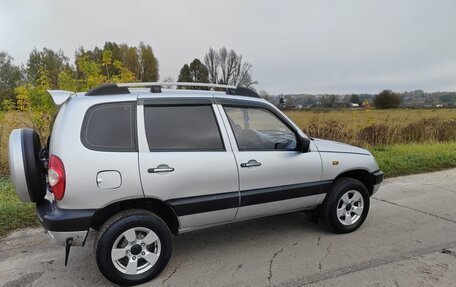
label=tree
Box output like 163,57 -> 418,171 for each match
0,51 -> 22,101
177,59 -> 209,84
203,47 -> 257,87
204,48 -> 218,84
76,42 -> 158,82
350,94 -> 360,104
139,42 -> 159,81
120,45 -> 141,80
374,90 -> 401,109
321,95 -> 336,108
26,48 -> 69,88
177,64 -> 191,83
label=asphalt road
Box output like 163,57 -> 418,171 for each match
1,169 -> 456,287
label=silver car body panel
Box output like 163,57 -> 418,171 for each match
313,139 -> 380,181
137,96 -> 240,228
50,93 -> 144,210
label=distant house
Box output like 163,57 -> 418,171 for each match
349,103 -> 360,108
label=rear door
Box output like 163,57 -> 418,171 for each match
218,99 -> 324,220
137,97 -> 239,230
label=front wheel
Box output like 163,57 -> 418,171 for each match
321,178 -> 370,233
95,209 -> 172,286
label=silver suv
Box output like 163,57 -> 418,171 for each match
8,82 -> 383,285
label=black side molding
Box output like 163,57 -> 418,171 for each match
240,181 -> 331,206
36,199 -> 96,232
167,192 -> 239,216
166,180 -> 332,217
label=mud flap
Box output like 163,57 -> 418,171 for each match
64,237 -> 73,266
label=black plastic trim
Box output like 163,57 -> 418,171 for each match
373,170 -> 384,185
167,180 -> 332,216
36,199 -> 96,232
240,181 -> 332,206
150,86 -> 162,93
167,192 -> 239,216
318,150 -> 371,156
226,87 -> 260,98
86,84 -> 130,96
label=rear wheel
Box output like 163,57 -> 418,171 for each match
321,178 -> 370,233
95,209 -> 172,286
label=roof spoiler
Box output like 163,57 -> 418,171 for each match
46,90 -> 75,106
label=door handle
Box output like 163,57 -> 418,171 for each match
148,164 -> 175,173
240,159 -> 262,168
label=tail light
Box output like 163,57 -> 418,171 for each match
48,155 -> 65,200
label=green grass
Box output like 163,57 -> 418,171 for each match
0,142 -> 455,237
371,142 -> 456,177
0,177 -> 38,237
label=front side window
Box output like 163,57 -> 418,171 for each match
224,106 -> 297,151
144,105 -> 224,151
81,102 -> 137,152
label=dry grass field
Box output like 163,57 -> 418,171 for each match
285,108 -> 456,147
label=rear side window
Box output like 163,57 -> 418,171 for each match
144,105 -> 224,151
81,102 -> 137,152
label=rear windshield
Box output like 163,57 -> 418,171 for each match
81,102 -> 137,152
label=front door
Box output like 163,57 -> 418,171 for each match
138,97 -> 239,230
219,103 -> 324,220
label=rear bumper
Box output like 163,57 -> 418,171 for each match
36,199 -> 96,245
36,199 -> 96,231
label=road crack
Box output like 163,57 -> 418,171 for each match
161,263 -> 181,285
280,241 -> 456,287
441,248 -> 456,258
325,242 -> 332,258
268,247 -> 285,286
372,197 -> 456,224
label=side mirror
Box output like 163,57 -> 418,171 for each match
298,136 -> 311,153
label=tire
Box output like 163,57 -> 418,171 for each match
8,128 -> 46,203
95,209 -> 172,286
321,178 -> 370,234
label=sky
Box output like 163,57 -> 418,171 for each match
1,0 -> 455,94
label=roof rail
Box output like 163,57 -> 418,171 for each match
117,82 -> 236,90
85,82 -> 260,98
